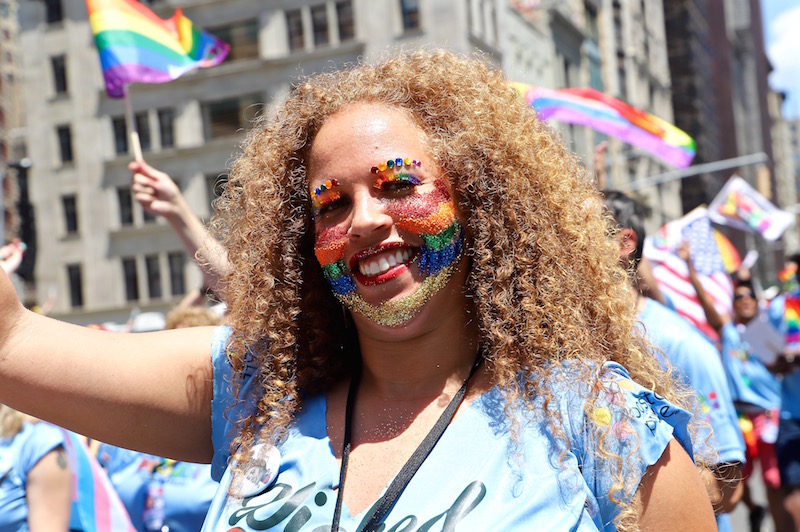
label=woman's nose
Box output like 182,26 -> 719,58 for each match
347,192 -> 393,239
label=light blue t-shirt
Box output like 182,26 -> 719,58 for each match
767,295 -> 800,420
205,327 -> 694,531
720,322 -> 781,413
638,299 -> 746,465
0,422 -> 64,532
96,444 -> 217,532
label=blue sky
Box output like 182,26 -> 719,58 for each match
762,0 -> 800,118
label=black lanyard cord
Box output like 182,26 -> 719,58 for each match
330,352 -> 483,532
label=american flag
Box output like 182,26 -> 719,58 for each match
643,207 -> 734,342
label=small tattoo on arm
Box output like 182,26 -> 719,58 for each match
56,449 -> 68,470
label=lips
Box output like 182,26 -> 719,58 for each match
349,243 -> 417,286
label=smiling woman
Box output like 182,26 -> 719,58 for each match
0,49 -> 716,532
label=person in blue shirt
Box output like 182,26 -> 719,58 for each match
0,405 -> 72,531
766,255 -> 800,532
0,50 -> 716,531
603,190 -> 745,529
678,245 -> 785,531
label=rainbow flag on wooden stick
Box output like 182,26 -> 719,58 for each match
86,0 -> 229,98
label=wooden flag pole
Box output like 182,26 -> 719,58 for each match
122,86 -> 143,162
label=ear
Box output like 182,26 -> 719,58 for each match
619,228 -> 638,259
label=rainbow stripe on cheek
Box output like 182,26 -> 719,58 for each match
389,180 -> 464,275
314,225 -> 356,295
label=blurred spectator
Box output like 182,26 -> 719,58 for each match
0,404 -> 72,530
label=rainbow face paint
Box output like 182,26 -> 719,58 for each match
311,178 -> 342,218
313,158 -> 465,327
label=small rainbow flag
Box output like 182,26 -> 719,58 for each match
712,229 -> 741,274
784,295 -> 800,347
86,0 -> 229,98
510,83 -> 697,169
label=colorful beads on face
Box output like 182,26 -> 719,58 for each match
311,178 -> 341,218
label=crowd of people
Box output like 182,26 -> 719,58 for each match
0,49 -> 798,531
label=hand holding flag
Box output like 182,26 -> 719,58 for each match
643,207 -> 739,341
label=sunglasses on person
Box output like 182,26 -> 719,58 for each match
734,291 -> 755,301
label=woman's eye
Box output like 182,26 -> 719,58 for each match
379,176 -> 420,193
314,197 -> 348,219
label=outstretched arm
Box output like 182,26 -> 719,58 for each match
0,270 -> 216,463
678,242 -> 729,333
635,439 -> 716,531
130,160 -> 231,297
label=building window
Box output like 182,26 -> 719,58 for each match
51,55 -> 67,95
145,254 -> 162,299
202,95 -> 260,140
400,0 -> 420,31
168,252 -> 186,296
336,1 -> 354,42
157,108 -> 175,148
122,257 -> 139,301
311,4 -> 329,47
210,19 -> 259,61
56,125 -> 73,163
67,264 -> 83,307
286,9 -> 304,52
143,208 -> 157,223
135,111 -> 151,152
112,116 -> 128,155
44,0 -> 63,23
117,187 -> 133,226
61,194 -> 78,234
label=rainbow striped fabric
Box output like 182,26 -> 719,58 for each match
86,0 -> 229,98
510,83 -> 697,169
59,429 -> 136,532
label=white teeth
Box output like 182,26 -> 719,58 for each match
358,249 -> 413,277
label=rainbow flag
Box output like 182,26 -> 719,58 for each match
784,296 -> 800,347
712,229 -> 741,274
510,83 -> 697,169
86,0 -> 229,98
59,429 -> 136,532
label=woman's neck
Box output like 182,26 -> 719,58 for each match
353,306 -> 480,401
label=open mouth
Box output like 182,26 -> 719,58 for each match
350,244 -> 417,286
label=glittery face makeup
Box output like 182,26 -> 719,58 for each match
311,178 -> 341,218
313,157 -> 465,327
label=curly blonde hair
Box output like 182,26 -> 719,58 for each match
211,49 -> 696,529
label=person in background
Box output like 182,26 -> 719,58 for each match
766,254 -> 800,531
96,306 -> 223,532
603,190 -> 745,530
0,404 -> 72,531
679,243 -> 784,532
